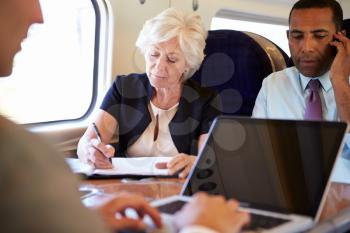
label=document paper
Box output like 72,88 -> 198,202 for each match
66,157 -> 172,177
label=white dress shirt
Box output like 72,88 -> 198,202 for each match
252,66 -> 350,157
252,66 -> 338,120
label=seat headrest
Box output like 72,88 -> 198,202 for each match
191,30 -> 289,116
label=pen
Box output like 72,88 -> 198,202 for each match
92,122 -> 102,143
92,122 -> 112,164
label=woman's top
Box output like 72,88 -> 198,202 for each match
100,73 -> 221,157
127,101 -> 179,157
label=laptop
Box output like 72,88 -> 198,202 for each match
150,116 -> 348,233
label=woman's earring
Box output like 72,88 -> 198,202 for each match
181,70 -> 187,82
183,69 -> 188,77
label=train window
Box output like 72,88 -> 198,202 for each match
211,15 -> 290,56
0,0 -> 110,125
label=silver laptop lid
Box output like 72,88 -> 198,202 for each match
181,116 -> 347,219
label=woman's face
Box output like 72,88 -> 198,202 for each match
145,37 -> 189,89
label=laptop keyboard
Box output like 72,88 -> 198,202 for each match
156,200 -> 187,214
243,213 -> 290,231
157,200 -> 290,231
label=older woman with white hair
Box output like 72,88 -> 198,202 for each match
77,8 -> 221,178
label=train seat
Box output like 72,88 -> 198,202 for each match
191,30 -> 289,116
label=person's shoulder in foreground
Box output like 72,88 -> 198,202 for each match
0,115 -> 110,232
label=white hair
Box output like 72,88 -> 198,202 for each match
136,8 -> 207,80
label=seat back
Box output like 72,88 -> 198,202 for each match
191,30 -> 289,116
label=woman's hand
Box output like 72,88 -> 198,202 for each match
156,153 -> 196,178
77,137 -> 115,169
88,139 -> 115,169
94,193 -> 162,232
77,111 -> 118,169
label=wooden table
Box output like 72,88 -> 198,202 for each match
80,178 -> 183,207
80,178 -> 350,221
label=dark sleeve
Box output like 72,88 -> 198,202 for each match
100,78 -> 121,121
199,92 -> 222,135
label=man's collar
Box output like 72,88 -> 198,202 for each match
299,70 -> 332,92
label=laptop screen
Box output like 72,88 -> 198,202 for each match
182,116 -> 347,218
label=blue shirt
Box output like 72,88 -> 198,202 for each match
252,66 -> 338,120
252,66 -> 350,158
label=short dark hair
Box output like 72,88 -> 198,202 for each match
289,0 -> 343,31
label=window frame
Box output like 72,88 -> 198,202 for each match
211,9 -> 290,56
26,0 -> 114,129
216,9 -> 288,26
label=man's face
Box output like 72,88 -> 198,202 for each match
288,7 -> 337,77
0,0 -> 43,77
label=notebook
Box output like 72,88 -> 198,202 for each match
66,156 -> 174,178
150,116 -> 348,233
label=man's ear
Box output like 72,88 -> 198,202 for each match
286,30 -> 290,39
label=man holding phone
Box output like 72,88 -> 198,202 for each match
253,0 -> 350,124
253,0 -> 350,160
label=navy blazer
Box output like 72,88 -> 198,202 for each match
101,73 -> 221,157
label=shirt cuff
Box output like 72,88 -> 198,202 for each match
346,133 -> 350,147
179,225 -> 219,233
341,133 -> 350,159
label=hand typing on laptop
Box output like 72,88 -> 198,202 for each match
92,192 -> 250,233
93,193 -> 162,232
174,193 -> 250,233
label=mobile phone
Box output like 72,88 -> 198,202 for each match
331,34 -> 340,56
